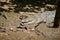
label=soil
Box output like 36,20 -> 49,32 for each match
0,11 -> 60,40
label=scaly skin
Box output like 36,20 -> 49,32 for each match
22,10 -> 56,27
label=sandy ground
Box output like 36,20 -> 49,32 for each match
0,12 -> 60,40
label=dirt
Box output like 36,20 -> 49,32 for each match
0,12 -> 60,40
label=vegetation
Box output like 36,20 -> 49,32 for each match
0,0 -> 58,13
